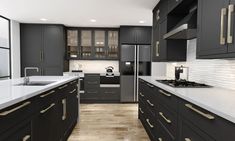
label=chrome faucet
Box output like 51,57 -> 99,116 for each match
24,67 -> 39,84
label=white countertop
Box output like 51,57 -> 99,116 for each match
0,76 -> 79,110
139,76 -> 235,124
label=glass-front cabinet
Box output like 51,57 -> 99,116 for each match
66,28 -> 119,60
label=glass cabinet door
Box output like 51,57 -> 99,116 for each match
107,31 -> 119,59
67,30 -> 79,59
81,30 -> 92,59
94,30 -> 105,59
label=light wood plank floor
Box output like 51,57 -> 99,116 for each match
68,104 -> 149,141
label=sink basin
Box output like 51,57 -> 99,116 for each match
15,81 -> 56,86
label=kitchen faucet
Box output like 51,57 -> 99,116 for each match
24,67 -> 39,84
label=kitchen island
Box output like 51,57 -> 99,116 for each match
0,76 -> 79,141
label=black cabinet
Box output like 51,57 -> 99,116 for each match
20,24 -> 65,76
168,0 -> 183,12
120,26 -> 152,45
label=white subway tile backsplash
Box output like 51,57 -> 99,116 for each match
165,39 -> 235,90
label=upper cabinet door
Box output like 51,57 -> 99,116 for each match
197,0 -> 229,57
228,1 -> 235,53
120,27 -> 136,44
136,27 -> 152,45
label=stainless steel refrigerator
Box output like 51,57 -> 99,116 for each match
120,45 -> 151,102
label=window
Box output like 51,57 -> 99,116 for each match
0,16 -> 11,79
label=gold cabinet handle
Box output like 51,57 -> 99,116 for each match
147,100 -> 154,107
70,80 -> 77,84
59,84 -> 68,90
227,4 -> 234,44
139,92 -> 144,97
159,90 -> 171,97
146,119 -> 154,128
158,138 -> 163,141
156,10 -> 160,21
40,90 -> 55,98
0,101 -> 31,116
139,108 -> 144,114
62,99 -> 67,120
70,89 -> 77,94
156,41 -> 160,57
22,135 -> 31,141
185,138 -> 191,141
220,8 -> 227,45
40,103 -> 55,114
159,112 -> 172,124
185,104 -> 215,120
147,83 -> 154,88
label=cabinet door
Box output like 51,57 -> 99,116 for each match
228,1 -> 235,53
197,0 -> 229,57
120,76 -> 134,102
152,24 -> 160,62
168,0 -> 182,12
43,25 -> 65,76
20,24 -> 42,76
136,27 -> 152,44
120,27 -> 136,44
158,20 -> 167,61
107,30 -> 119,59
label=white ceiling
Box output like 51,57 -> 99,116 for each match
0,0 -> 159,27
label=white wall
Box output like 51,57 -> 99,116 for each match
154,39 -> 235,90
69,60 -> 119,73
151,62 -> 166,76
10,20 -> 21,78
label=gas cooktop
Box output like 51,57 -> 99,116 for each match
156,79 -> 212,88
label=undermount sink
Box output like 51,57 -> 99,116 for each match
15,81 -> 56,86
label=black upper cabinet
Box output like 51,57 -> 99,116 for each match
168,0 -> 183,12
21,24 -> 65,76
120,26 -> 152,45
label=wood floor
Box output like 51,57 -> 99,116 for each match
68,104 -> 149,141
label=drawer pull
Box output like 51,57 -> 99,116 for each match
40,90 -> 55,98
59,84 -> 68,90
62,99 -> 67,120
147,83 -> 154,88
158,138 -> 163,141
139,92 -> 144,97
146,119 -> 154,128
159,90 -> 171,97
40,103 -> 55,114
185,138 -> 191,141
0,101 -> 31,116
139,108 -> 144,114
147,100 -> 154,107
185,104 -> 215,120
159,112 -> 172,124
23,135 -> 31,141
70,80 -> 77,84
70,89 -> 77,94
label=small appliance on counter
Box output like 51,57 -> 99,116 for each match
105,66 -> 114,76
175,65 -> 189,81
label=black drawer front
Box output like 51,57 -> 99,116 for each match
157,120 -> 175,141
82,89 -> 100,100
158,104 -> 177,138
180,119 -> 215,141
38,89 -> 58,107
100,88 -> 120,100
100,76 -> 120,84
143,108 -> 157,141
138,100 -> 146,120
0,98 -> 36,134
144,97 -> 156,117
156,88 -> 178,112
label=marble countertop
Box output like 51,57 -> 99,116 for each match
139,76 -> 235,124
0,76 -> 79,110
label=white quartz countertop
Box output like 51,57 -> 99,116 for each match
0,76 -> 79,110
139,76 -> 235,124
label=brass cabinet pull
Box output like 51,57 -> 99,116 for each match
70,89 -> 77,94
0,101 -> 31,116
159,90 -> 171,97
22,135 -> 31,141
139,108 -> 144,114
220,8 -> 227,45
70,80 -> 77,84
40,90 -> 55,98
146,119 -> 154,128
227,4 -> 234,44
59,84 -> 68,90
62,99 -> 67,120
40,103 -> 55,114
139,92 -> 144,97
156,41 -> 160,57
185,104 -> 215,120
156,10 -> 160,21
147,83 -> 154,88
147,100 -> 154,107
185,138 -> 192,141
159,112 -> 172,124
158,138 -> 163,141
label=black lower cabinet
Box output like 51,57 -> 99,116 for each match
138,78 -> 235,141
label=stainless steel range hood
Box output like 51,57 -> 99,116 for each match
164,8 -> 197,40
